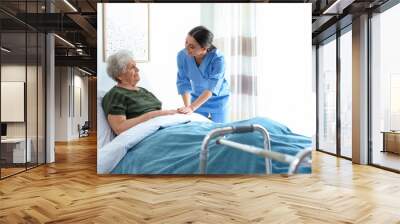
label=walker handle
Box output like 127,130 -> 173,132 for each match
231,125 -> 254,133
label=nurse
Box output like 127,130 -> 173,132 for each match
176,26 -> 230,123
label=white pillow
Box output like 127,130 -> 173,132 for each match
97,90 -> 115,149
97,113 -> 211,174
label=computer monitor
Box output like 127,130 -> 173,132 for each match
1,123 -> 7,138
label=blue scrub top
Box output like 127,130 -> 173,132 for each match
176,48 -> 230,113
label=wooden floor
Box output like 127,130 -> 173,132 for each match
1,135 -> 400,223
1,167 -> 25,178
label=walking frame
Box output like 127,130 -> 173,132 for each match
199,124 -> 312,175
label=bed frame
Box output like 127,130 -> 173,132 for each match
200,124 -> 312,175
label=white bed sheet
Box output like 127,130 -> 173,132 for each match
97,113 -> 211,174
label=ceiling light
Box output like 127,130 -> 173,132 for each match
78,67 -> 93,76
63,0 -> 78,12
54,34 -> 75,48
323,0 -> 355,15
1,47 -> 11,53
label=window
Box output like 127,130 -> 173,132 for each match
371,2 -> 400,171
318,36 -> 337,154
340,28 -> 352,158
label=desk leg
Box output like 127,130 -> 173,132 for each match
382,133 -> 386,153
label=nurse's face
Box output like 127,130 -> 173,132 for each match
185,35 -> 207,57
117,60 -> 140,87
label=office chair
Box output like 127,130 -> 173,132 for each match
79,121 -> 90,138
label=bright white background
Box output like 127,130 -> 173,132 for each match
371,3 -> 400,156
98,3 -> 314,137
255,4 -> 313,136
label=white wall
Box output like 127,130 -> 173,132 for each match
1,66 -> 26,128
312,45 -> 316,148
73,73 -> 89,137
1,65 -> 41,138
55,67 -> 68,141
1,64 -> 46,164
256,4 -> 313,137
55,67 -> 89,141
1,65 -> 26,140
98,3 -> 201,110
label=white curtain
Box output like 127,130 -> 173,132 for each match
201,4 -> 313,136
202,4 -> 257,121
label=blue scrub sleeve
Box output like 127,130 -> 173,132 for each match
207,56 -> 225,95
176,54 -> 192,95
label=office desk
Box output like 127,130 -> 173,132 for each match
1,138 -> 31,164
382,131 -> 400,154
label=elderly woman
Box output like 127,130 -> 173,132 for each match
102,50 -> 177,135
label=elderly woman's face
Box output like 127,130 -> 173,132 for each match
185,35 -> 207,57
118,60 -> 140,86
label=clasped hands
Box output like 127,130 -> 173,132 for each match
158,106 -> 194,116
177,105 -> 194,114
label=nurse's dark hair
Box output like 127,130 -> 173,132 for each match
188,26 -> 216,52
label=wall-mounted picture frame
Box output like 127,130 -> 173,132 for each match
103,3 -> 150,62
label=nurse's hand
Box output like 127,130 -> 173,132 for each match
177,106 -> 193,114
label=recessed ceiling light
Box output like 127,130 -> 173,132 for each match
1,47 -> 11,53
323,0 -> 355,15
63,0 -> 78,12
78,67 -> 92,76
54,34 -> 75,48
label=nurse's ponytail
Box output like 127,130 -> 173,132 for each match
188,26 -> 216,52
208,44 -> 216,52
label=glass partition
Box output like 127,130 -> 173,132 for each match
27,31 -> 38,169
38,32 -> 45,165
317,36 -> 337,155
1,31 -> 28,177
0,1 -> 46,179
339,28 -> 352,158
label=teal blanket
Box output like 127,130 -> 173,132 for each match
112,117 -> 312,174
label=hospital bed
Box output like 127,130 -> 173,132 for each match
97,90 -> 312,175
105,116 -> 312,175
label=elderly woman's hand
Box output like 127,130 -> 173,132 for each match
146,109 -> 178,120
162,109 -> 178,116
177,106 -> 193,114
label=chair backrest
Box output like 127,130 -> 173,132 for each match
82,121 -> 90,129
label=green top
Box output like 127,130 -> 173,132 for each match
102,86 -> 162,119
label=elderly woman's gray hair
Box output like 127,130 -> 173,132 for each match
106,50 -> 135,82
